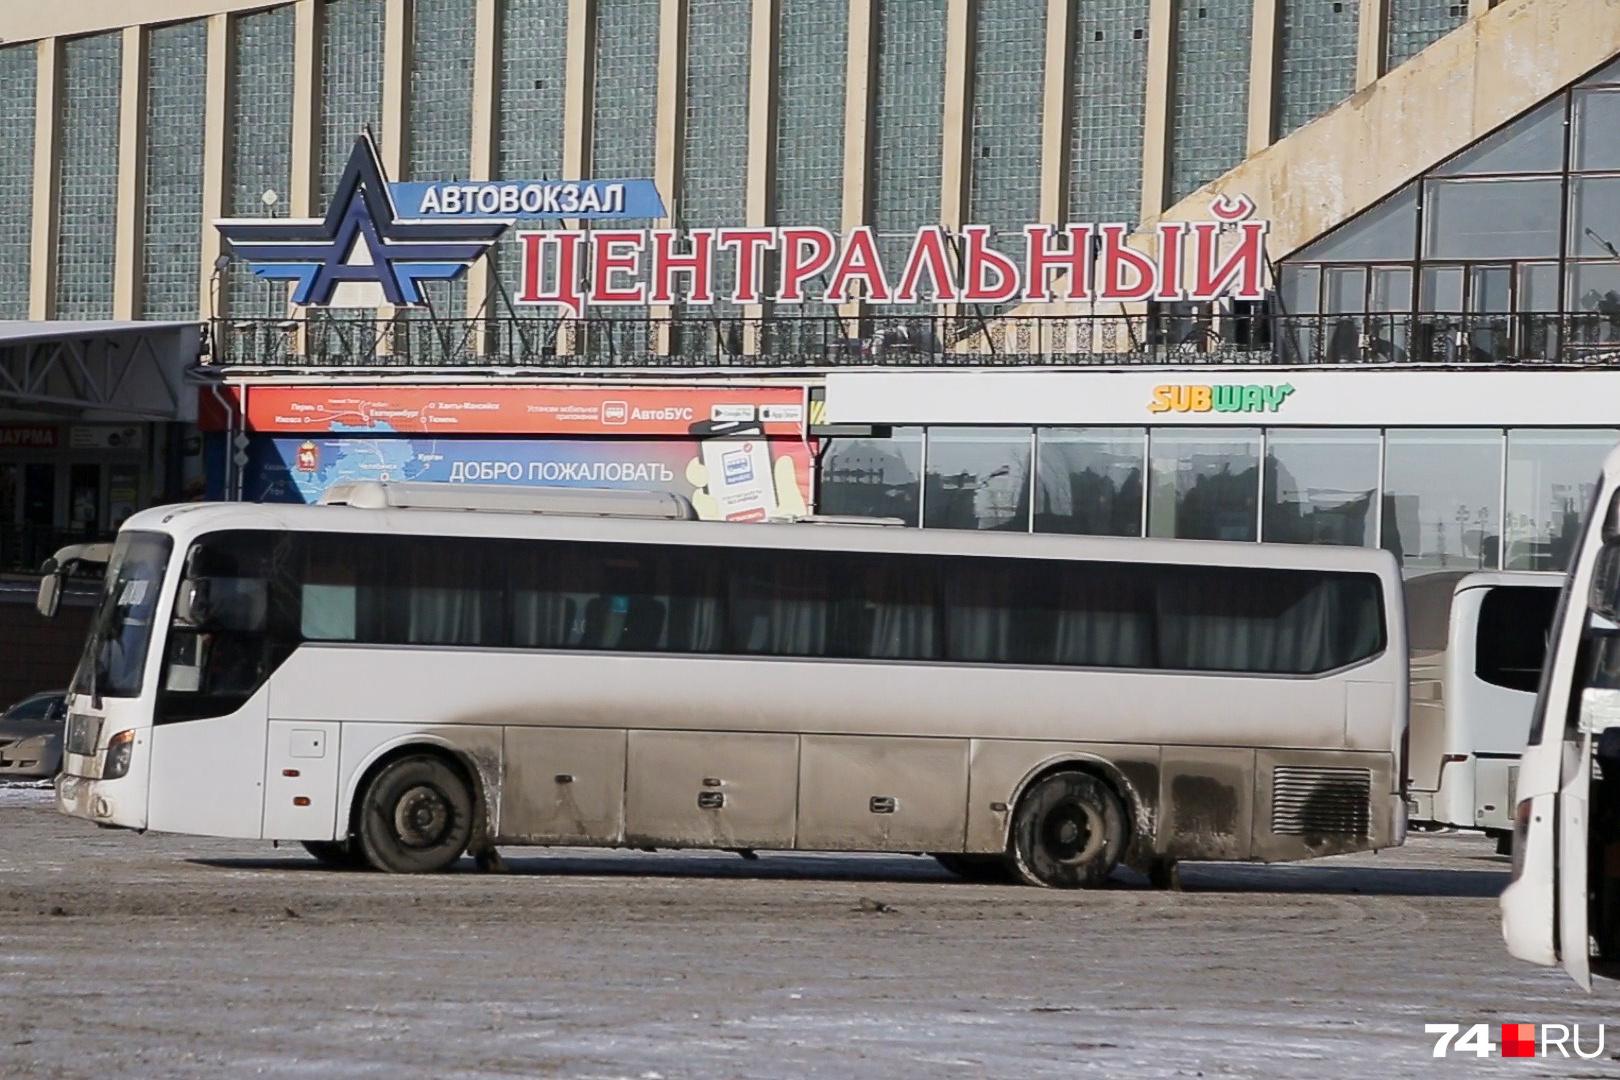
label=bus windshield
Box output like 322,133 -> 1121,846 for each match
71,531 -> 173,700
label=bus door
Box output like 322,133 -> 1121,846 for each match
1504,476 -> 1620,988
1555,540 -> 1620,988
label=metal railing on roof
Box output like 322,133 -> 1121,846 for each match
206,310 -> 1620,370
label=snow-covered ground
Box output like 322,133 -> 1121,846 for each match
0,801 -> 1611,1079
0,781 -> 53,807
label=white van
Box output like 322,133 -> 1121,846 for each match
1500,453 -> 1620,988
1406,572 -> 1561,849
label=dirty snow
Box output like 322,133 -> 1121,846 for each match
0,801 -> 1614,1079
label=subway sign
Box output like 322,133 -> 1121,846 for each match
1148,382 -> 1296,414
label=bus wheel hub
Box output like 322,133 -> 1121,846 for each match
396,786 -> 449,846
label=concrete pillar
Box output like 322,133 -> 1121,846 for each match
1038,0 -> 1074,226
1247,0 -> 1278,154
381,0 -> 410,180
1140,0 -> 1174,220
1356,0 -> 1387,89
839,0 -> 876,323
199,13 -> 231,321
558,0 -> 596,355
113,25 -> 147,321
651,0 -> 688,353
465,0 -> 499,327
289,0 -> 320,219
377,0 -> 411,340
743,0 -> 780,344
28,38 -> 60,321
940,0 -> 974,231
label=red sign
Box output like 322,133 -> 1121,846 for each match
512,194 -> 1268,314
242,385 -> 808,437
0,426 -> 58,449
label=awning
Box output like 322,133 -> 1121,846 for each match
0,320 -> 203,422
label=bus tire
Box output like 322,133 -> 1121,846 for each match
301,839 -> 364,869
1009,771 -> 1126,889
932,853 -> 1014,883
356,755 -> 475,874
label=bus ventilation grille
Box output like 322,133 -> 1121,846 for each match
1271,766 -> 1372,837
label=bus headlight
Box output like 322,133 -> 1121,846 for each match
103,729 -> 136,780
1509,797 -> 1532,881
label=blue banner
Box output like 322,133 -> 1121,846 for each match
388,179 -> 665,221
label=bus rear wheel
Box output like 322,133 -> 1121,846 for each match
301,839 -> 364,869
357,755 -> 474,874
1009,771 -> 1126,889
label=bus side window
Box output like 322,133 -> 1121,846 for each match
301,584 -> 357,641
1475,587 -> 1560,692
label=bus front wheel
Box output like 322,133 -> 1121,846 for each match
357,755 -> 475,874
1009,771 -> 1126,889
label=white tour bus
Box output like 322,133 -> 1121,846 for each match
39,482 -> 1407,887
1406,571 -> 1562,848
1502,450 -> 1620,988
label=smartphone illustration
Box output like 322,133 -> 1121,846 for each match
689,419 -> 778,521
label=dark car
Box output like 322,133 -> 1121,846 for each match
0,691 -> 69,779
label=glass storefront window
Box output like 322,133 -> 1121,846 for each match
817,427 -> 924,526
1033,428 -> 1145,536
1573,89 -> 1620,173
1147,429 -> 1260,541
1262,430 -> 1380,546
1381,429 -> 1503,577
1567,262 -> 1620,350
1420,265 -> 1464,311
1434,96 -> 1566,177
1569,175 -> 1620,256
1290,182 -> 1418,262
923,427 -> 1032,532
1504,429 -> 1619,570
1423,177 -> 1563,260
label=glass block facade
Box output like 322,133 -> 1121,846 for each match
1069,0 -> 1150,224
1167,0 -> 1252,205
224,4 -> 296,319
1276,0 -> 1361,137
773,0 -> 847,232
409,0 -> 475,182
591,0 -> 661,180
141,20 -> 208,321
320,0 -> 385,203
493,0 -> 569,311
968,0 -> 1046,239
1384,0 -> 1467,70
408,0 -> 477,320
589,0 -> 662,333
54,33 -> 122,321
0,45 -> 36,320
870,0 -> 948,296
681,0 -> 751,307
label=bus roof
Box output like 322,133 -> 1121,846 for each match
119,496 -> 1403,580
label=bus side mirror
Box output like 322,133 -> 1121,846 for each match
35,561 -> 62,619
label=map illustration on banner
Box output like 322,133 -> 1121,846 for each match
240,385 -> 808,437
